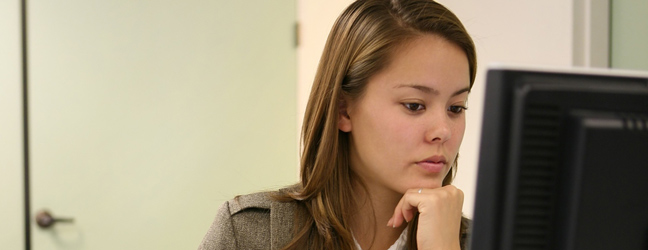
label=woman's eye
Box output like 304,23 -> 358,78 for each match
448,105 -> 467,114
403,103 -> 425,112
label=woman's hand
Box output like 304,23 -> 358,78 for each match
387,185 -> 464,250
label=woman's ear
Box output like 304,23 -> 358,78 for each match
338,97 -> 352,132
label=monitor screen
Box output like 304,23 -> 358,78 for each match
469,66 -> 648,250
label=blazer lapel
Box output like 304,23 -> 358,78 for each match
270,199 -> 296,250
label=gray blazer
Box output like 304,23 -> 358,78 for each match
198,191 -> 296,250
198,190 -> 471,250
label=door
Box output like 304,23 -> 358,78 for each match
28,1 -> 297,249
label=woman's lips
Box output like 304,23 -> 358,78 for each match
417,156 -> 446,173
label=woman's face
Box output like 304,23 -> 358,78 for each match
339,34 -> 470,196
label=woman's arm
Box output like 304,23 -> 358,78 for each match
388,185 -> 465,250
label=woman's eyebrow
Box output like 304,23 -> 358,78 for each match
394,84 -> 471,96
452,87 -> 471,97
394,84 -> 438,94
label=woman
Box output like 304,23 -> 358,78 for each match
199,0 -> 476,249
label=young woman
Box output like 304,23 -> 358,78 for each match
199,0 -> 476,249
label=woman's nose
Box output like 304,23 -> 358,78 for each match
425,110 -> 451,143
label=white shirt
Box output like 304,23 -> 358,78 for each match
353,228 -> 408,250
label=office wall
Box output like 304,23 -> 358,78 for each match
1,1 -> 584,248
297,0 -> 574,218
0,0 -> 24,249
611,1 -> 648,71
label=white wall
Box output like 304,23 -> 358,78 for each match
0,0 -> 24,249
297,0 -> 574,218
296,0 -> 353,150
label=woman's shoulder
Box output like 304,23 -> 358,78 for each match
227,191 -> 274,215
228,184 -> 300,215
198,186 -> 299,250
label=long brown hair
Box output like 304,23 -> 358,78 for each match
275,0 -> 476,249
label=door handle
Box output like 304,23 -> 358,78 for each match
35,210 -> 74,228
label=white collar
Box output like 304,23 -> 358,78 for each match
353,228 -> 408,250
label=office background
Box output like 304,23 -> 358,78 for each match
1,0 -> 646,249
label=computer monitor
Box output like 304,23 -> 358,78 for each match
469,65 -> 648,250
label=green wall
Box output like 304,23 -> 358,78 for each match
611,1 -> 648,71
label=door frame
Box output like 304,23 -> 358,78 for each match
21,0 -> 32,249
572,0 -> 610,68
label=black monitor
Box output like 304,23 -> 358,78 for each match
469,66 -> 648,250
